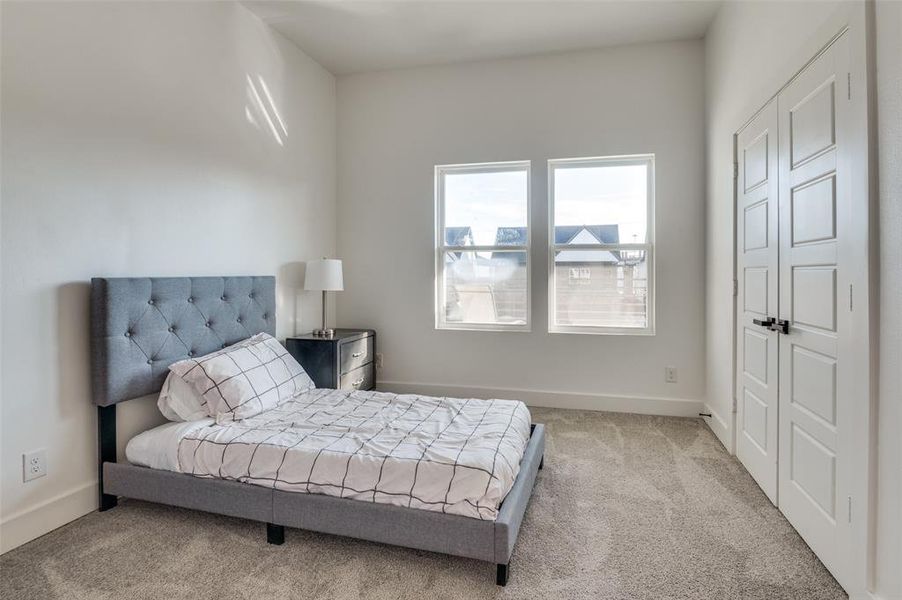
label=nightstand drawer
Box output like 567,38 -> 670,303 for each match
286,329 -> 375,391
340,363 -> 375,391
340,335 -> 373,374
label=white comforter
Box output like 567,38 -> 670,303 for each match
164,388 -> 531,520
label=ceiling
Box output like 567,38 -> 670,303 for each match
245,1 -> 722,76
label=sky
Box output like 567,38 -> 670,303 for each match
443,164 -> 648,247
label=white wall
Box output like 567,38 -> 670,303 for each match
874,2 -> 902,598
705,2 -> 901,598
335,41 -> 706,414
0,1 -> 336,552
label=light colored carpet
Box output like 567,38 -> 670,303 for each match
0,408 -> 846,600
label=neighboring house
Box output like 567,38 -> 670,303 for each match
444,224 -> 647,327
550,226 -> 648,328
444,226 -> 474,248
442,224 -> 523,324
444,226 -> 475,266
553,224 -> 620,246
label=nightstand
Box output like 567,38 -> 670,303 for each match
286,329 -> 376,391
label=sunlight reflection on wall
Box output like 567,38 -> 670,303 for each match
245,74 -> 287,146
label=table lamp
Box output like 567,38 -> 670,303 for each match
305,258 -> 343,337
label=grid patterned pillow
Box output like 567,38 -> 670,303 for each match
169,333 -> 314,423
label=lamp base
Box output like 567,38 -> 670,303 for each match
312,328 -> 335,338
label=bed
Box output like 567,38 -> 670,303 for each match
90,276 -> 545,586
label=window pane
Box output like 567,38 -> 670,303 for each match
443,169 -> 528,247
553,250 -> 648,328
442,251 -> 527,325
553,163 -> 647,244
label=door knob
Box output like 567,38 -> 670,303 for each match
753,317 -> 775,328
770,319 -> 790,334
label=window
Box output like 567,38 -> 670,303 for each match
569,267 -> 591,284
435,161 -> 530,331
548,155 -> 654,334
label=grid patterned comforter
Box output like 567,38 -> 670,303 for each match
177,388 -> 532,520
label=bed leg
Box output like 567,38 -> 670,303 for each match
99,494 -> 118,512
496,563 -> 509,586
267,523 -> 285,545
98,405 -> 117,512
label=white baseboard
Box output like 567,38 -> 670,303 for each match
854,592 -> 897,600
701,403 -> 734,454
377,381 -> 704,417
0,481 -> 98,554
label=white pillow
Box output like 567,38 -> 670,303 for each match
168,333 -> 314,423
157,372 -> 209,422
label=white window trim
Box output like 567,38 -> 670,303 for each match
547,154 -> 656,336
435,160 -> 532,332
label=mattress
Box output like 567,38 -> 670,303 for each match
125,388 -> 532,520
126,418 -> 214,471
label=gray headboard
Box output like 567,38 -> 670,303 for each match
90,276 -> 276,407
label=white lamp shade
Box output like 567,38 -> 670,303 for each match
305,259 -> 344,291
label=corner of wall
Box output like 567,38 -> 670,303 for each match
701,402 -> 733,453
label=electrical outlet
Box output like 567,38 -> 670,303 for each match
375,353 -> 384,370
665,367 -> 678,384
23,449 -> 47,482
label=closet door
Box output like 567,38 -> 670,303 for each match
776,32 -> 851,586
735,101 -> 780,503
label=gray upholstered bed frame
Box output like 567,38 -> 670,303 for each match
90,276 -> 544,586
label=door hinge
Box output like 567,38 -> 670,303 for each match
733,279 -> 738,297
733,162 -> 739,180
849,284 -> 853,311
847,73 -> 852,100
847,496 -> 852,523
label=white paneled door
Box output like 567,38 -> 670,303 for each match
777,33 -> 851,587
735,100 -> 779,504
734,31 -> 855,591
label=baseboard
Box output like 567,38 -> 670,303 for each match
377,381 -> 703,417
0,481 -> 98,554
855,592 -> 898,600
701,403 -> 733,453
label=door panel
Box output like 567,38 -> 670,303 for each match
744,201 -> 768,250
792,266 -> 837,330
743,329 -> 769,383
790,347 -> 837,425
789,80 -> 836,166
777,32 -> 850,588
742,390 -> 769,451
735,101 -> 779,503
790,424 -> 837,517
743,268 -> 768,314
744,133 -> 769,189
791,175 -> 836,244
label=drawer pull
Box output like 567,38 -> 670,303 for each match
352,378 -> 365,387
351,352 -> 364,358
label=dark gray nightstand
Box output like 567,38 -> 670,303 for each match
286,329 -> 376,391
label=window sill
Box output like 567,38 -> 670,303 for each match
436,324 -> 531,333
548,326 -> 656,336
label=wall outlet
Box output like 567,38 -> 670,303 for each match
375,353 -> 384,370
23,449 -> 47,482
665,366 -> 678,384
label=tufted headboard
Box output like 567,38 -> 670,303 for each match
90,276 -> 276,407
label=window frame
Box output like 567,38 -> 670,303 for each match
434,160 -> 532,332
547,154 -> 656,336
